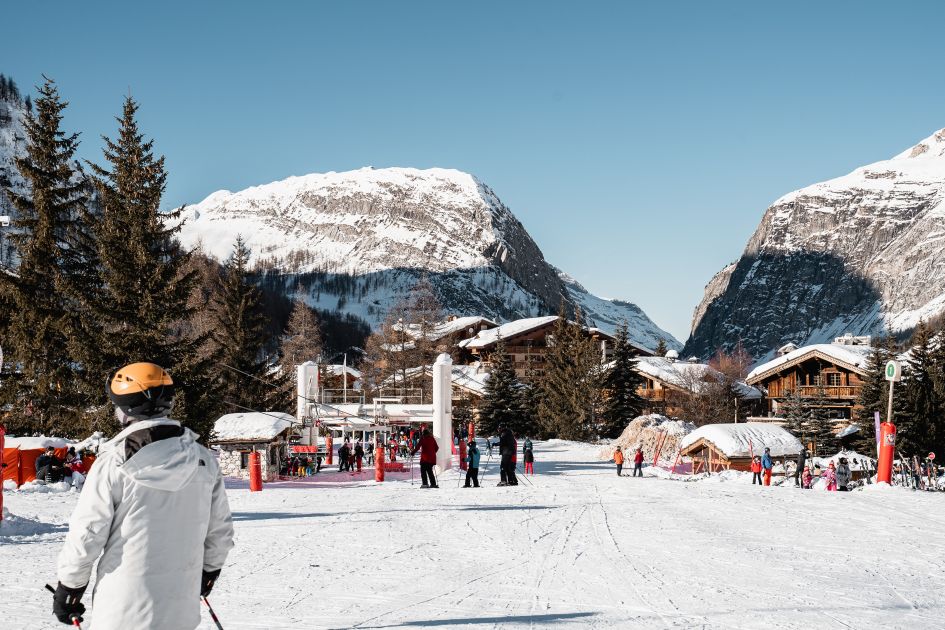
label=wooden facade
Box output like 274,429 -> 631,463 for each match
747,348 -> 868,421
466,321 -> 624,379
680,438 -> 792,474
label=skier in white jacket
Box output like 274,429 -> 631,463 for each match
53,362 -> 234,629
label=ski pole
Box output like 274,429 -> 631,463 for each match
203,596 -> 224,630
46,584 -> 82,629
516,464 -> 534,486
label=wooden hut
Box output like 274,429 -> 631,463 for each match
678,423 -> 803,474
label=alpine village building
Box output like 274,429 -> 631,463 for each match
745,335 -> 873,423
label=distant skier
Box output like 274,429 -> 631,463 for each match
412,428 -> 439,488
761,448 -> 773,486
354,441 -> 365,472
338,442 -> 350,472
523,437 -> 534,475
836,457 -> 852,491
613,446 -> 624,476
823,461 -> 838,491
750,455 -> 763,485
54,362 -> 234,629
801,466 -> 813,489
464,439 -> 481,487
633,447 -> 644,477
795,447 -> 809,487
498,427 -> 518,486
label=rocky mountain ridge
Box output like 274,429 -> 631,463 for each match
175,167 -> 682,350
686,127 -> 945,361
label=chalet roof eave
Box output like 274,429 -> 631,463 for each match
745,349 -> 867,386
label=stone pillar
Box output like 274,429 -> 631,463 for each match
432,353 -> 453,475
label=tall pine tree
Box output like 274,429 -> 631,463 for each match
281,293 -> 323,367
900,322 -> 939,455
77,96 -> 212,435
212,237 -> 287,414
599,322 -> 645,438
853,334 -> 898,453
537,305 -> 602,440
0,77 -> 88,435
478,338 -> 521,436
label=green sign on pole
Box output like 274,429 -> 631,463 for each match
885,360 -> 901,382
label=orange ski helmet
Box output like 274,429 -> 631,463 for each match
107,362 -> 175,419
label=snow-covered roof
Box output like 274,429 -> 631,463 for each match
458,316 -> 559,349
212,412 -> 296,443
393,316 -> 498,343
746,343 -> 874,383
2,435 -> 75,450
632,357 -> 763,399
680,423 -> 803,458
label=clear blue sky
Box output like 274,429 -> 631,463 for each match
4,1 -> 944,342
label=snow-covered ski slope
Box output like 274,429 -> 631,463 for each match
2,440 -> 944,629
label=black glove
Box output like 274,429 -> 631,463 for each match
200,568 -> 221,597
52,582 -> 87,625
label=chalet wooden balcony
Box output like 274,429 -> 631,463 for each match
771,386 -> 860,399
639,390 -> 666,402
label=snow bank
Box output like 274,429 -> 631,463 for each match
212,412 -> 296,442
680,422 -> 803,458
0,507 -> 54,537
3,435 -> 75,450
12,479 -> 74,494
601,414 -> 694,462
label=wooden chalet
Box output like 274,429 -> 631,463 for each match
634,352 -> 763,418
746,336 -> 873,422
457,317 -> 637,379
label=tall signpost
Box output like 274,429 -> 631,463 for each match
877,360 -> 901,484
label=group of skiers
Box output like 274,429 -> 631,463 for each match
612,446 -> 644,477
35,446 -> 91,484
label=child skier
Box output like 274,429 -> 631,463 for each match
801,466 -> 813,489
523,437 -> 535,475
750,455 -> 762,485
633,447 -> 644,477
464,439 -> 480,487
614,446 -> 624,476
836,457 -> 852,491
822,461 -> 838,491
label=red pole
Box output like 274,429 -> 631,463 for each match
0,426 -> 5,521
468,421 -> 475,442
249,451 -> 263,492
877,422 -> 896,484
326,434 -> 333,466
459,439 -> 467,471
375,443 -> 385,482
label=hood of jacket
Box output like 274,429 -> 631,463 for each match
104,418 -> 202,492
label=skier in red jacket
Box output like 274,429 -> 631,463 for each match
632,447 -> 644,477
412,429 -> 440,488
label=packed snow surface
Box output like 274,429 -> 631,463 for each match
212,412 -> 296,442
2,440 -> 943,628
680,422 -> 804,458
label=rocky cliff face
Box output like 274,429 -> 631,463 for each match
0,92 -> 27,268
686,128 -> 945,361
175,167 -> 681,350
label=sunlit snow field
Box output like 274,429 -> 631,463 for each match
2,440 -> 944,629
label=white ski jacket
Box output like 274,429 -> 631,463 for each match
58,418 -> 234,630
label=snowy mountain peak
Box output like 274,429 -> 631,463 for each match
175,166 -> 680,350
687,125 -> 945,360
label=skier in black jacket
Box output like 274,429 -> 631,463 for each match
498,427 -> 518,486
795,447 -> 809,487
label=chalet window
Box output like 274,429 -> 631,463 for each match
812,375 -> 821,386
240,452 -> 250,469
827,373 -> 842,387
